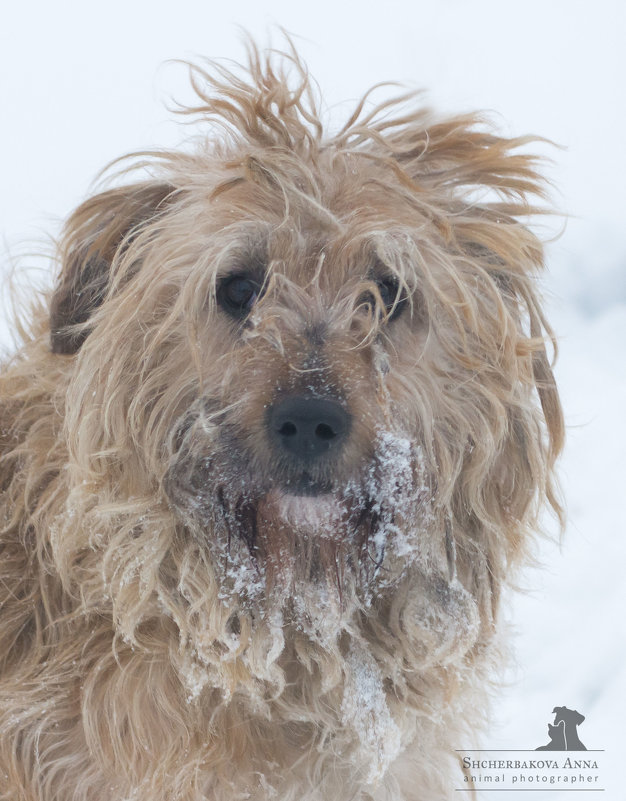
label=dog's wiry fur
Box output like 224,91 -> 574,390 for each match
0,42 -> 563,801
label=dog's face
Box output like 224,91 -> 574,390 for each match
45,57 -> 562,729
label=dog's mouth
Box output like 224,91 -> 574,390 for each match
280,471 -> 332,496
166,422 -> 431,600
164,418 -> 480,680
208,480 -> 386,604
215,480 -> 380,557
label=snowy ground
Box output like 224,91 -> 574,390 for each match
487,237 -> 626,798
2,2 -> 624,799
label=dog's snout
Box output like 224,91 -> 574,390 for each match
269,396 -> 351,461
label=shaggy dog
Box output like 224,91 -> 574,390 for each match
0,43 -> 563,801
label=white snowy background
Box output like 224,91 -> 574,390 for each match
1,1 -> 624,798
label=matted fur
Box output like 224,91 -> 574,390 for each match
0,41 -> 563,801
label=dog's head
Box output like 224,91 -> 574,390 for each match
553,707 -> 585,727
47,47 -> 562,742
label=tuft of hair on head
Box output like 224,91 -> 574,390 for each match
173,32 -> 325,155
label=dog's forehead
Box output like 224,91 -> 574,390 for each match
205,162 -> 422,285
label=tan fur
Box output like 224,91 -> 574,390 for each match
0,41 -> 562,801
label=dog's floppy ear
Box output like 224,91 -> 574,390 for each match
50,182 -> 174,355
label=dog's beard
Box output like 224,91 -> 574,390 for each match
166,422 -> 447,632
164,418 -> 481,779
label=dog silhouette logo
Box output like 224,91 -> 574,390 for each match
535,707 -> 587,751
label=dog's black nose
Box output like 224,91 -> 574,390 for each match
269,396 -> 351,462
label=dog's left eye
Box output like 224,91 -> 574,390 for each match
377,277 -> 400,310
217,274 -> 261,318
362,276 -> 407,322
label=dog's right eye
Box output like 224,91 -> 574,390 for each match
216,274 -> 261,319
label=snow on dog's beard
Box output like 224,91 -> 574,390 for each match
166,414 -> 480,667
165,417 -> 481,779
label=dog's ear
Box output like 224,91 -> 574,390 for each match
50,182 -> 174,355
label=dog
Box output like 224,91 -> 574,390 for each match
0,42 -> 563,801
553,707 -> 587,750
